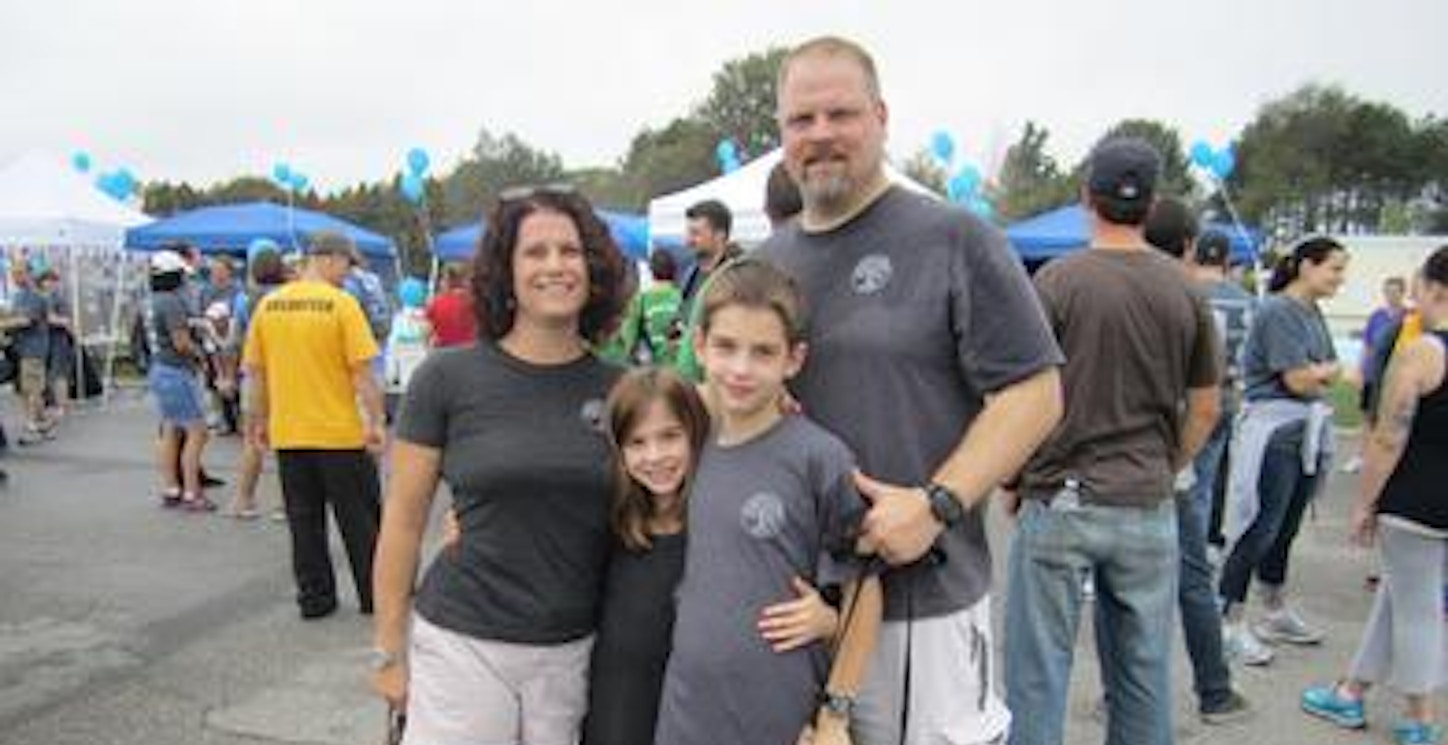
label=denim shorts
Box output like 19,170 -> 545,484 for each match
148,362 -> 206,427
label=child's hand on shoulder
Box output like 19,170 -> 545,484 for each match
757,577 -> 838,653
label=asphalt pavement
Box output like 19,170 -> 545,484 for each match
0,392 -> 1439,744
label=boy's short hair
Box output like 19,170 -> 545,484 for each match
699,259 -> 806,344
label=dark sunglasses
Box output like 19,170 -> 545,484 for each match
497,183 -> 578,204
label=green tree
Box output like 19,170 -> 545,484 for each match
898,148 -> 947,197
568,166 -> 641,212
207,176 -> 292,205
990,121 -> 1074,221
1229,84 -> 1428,237
1089,119 -> 1195,199
621,116 -> 718,203
439,128 -> 566,228
694,47 -> 788,159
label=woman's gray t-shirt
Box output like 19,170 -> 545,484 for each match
397,342 -> 621,644
1243,294 -> 1337,402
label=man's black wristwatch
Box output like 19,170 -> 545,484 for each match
925,482 -> 965,527
819,690 -> 856,719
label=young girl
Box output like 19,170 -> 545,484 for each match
440,366 -> 842,745
654,259 -> 882,745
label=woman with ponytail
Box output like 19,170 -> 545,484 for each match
1218,237 -> 1349,666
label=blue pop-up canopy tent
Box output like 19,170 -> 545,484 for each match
124,201 -> 396,260
1006,204 -> 1260,264
434,210 -> 650,262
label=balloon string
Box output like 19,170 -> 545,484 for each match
1212,177 -> 1265,298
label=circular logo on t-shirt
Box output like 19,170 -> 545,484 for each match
579,398 -> 606,432
851,254 -> 893,295
740,492 -> 787,540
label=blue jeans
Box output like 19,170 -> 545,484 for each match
1006,498 -> 1178,745
1176,486 -> 1233,710
1218,421 -> 1323,607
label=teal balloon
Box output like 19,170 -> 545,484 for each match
930,131 -> 955,165
406,147 -> 430,176
71,152 -> 91,173
288,172 -> 309,192
114,168 -> 137,195
947,165 -> 983,203
397,277 -> 428,309
272,162 -> 292,185
1211,148 -> 1236,180
401,173 -> 425,204
247,238 -> 281,263
1190,141 -> 1214,169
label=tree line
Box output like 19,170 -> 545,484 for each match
140,48 -> 1448,274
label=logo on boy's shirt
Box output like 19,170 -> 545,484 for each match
741,492 -> 786,540
851,254 -> 893,296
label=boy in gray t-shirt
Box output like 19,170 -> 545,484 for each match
655,415 -> 865,745
654,259 -> 879,745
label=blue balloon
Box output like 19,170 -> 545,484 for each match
1190,141 -> 1214,169
1211,147 -> 1236,180
114,168 -> 137,195
401,173 -> 425,204
96,171 -> 131,201
930,131 -> 955,165
397,277 -> 428,309
272,162 -> 292,185
406,147 -> 430,176
947,165 -> 983,203
288,172 -> 310,192
247,238 -> 281,263
71,152 -> 91,173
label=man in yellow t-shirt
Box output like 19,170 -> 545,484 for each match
243,231 -> 385,620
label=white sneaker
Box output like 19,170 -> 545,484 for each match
1223,623 -> 1274,666
1340,456 -> 1363,474
1254,607 -> 1325,645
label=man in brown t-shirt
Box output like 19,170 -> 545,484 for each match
1003,138 -> 1221,745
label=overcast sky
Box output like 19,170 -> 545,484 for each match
2,0 -> 1444,194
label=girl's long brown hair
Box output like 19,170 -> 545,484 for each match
606,367 -> 711,551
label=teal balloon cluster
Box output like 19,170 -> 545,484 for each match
1189,140 -> 1236,180
272,162 -> 311,192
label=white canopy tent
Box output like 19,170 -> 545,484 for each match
647,148 -> 937,247
0,151 -> 150,247
0,151 -> 152,400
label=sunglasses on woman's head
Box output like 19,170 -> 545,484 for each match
497,183 -> 578,203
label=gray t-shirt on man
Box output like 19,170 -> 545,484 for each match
654,415 -> 864,745
1021,249 -> 1220,507
145,290 -> 196,370
397,342 -> 621,644
11,287 -> 50,360
757,187 -> 1063,620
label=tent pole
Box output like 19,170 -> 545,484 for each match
102,254 -> 129,408
68,251 -> 85,410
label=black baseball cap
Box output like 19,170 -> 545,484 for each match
306,231 -> 358,264
1194,229 -> 1232,267
1087,137 -> 1161,204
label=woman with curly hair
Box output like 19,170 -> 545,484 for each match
371,186 -> 630,745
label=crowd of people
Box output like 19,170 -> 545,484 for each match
113,34 -> 1445,745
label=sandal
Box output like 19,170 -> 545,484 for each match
180,494 -> 218,513
160,491 -> 183,509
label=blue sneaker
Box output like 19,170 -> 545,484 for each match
1301,685 -> 1366,729
1394,720 -> 1443,745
